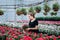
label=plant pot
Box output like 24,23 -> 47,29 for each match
36,10 -> 41,13
23,11 -> 27,15
24,13 -> 27,15
0,12 -> 4,15
53,8 -> 59,12
16,11 -> 23,15
16,8 -> 27,16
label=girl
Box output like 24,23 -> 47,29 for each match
26,13 -> 40,33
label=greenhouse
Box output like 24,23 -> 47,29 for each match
0,0 -> 60,40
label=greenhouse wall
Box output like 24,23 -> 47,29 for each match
0,0 -> 60,22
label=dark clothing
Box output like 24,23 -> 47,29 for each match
29,19 -> 39,33
29,19 -> 38,28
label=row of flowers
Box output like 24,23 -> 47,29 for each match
38,21 -> 60,25
6,20 -> 60,25
0,25 -> 60,40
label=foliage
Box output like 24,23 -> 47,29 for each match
34,6 -> 41,13
0,9 -> 4,15
16,8 -> 27,15
36,17 -> 60,21
50,12 -> 57,16
29,7 -> 35,14
53,3 -> 60,11
43,4 -> 51,12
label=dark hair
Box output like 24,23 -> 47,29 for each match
29,13 -> 35,18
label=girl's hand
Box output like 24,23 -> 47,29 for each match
26,28 -> 30,31
23,30 -> 26,34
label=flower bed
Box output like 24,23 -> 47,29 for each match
38,21 -> 60,25
36,17 -> 60,21
0,25 -> 60,40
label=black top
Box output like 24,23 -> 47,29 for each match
29,19 -> 39,33
29,19 -> 38,28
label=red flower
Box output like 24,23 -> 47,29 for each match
43,37 -> 46,40
14,35 -> 18,38
6,37 -> 9,40
1,29 -> 5,34
28,31 -> 32,34
58,36 -> 60,38
46,35 -> 50,40
9,38 -> 13,40
20,38 -> 23,40
34,33 -> 37,37
23,36 -> 32,40
36,38 -> 44,40
53,37 -> 56,40
40,33 -> 43,37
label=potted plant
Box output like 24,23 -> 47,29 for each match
16,9 -> 23,15
34,6 -> 41,13
29,7 -> 35,14
43,4 -> 51,15
50,12 -> 57,16
21,8 -> 27,15
0,9 -> 4,15
53,3 -> 59,12
16,8 -> 27,15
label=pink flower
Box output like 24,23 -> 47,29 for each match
20,38 -> 23,40
46,35 -> 50,39
14,35 -> 18,38
34,33 -> 37,37
36,38 -> 44,40
23,36 -> 32,40
1,29 -> 5,34
58,36 -> 60,38
6,37 -> 9,40
53,37 -> 56,40
40,33 -> 43,37
28,31 -> 32,34
9,38 -> 13,40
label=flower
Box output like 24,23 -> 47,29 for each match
20,38 -> 23,40
53,36 -> 56,40
9,38 -> 13,40
6,37 -> 9,40
14,35 -> 18,38
23,36 -> 32,40
28,31 -> 32,35
33,32 -> 37,37
36,38 -> 44,40
40,33 -> 43,37
58,36 -> 60,38
46,35 -> 50,39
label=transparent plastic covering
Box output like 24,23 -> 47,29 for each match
0,0 -> 60,22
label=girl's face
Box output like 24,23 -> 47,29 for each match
28,15 -> 34,20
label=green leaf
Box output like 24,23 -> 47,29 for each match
43,4 -> 51,12
34,6 -> 41,11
